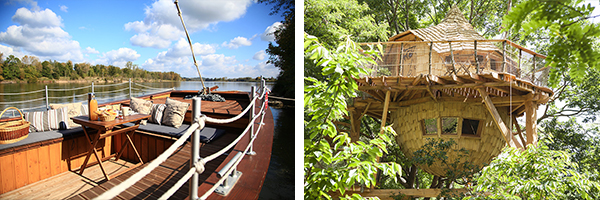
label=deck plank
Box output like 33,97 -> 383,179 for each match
0,159 -> 136,200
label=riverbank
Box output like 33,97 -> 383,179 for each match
0,77 -> 179,84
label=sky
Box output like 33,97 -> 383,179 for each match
0,0 -> 284,78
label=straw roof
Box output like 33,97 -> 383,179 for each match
389,5 -> 499,53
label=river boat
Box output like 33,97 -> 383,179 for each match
0,80 -> 274,199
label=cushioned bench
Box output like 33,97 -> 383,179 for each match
121,122 -> 225,143
0,127 -> 84,152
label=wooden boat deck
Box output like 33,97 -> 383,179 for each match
68,105 -> 273,200
0,159 -> 137,199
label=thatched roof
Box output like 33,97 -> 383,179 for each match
389,5 -> 499,53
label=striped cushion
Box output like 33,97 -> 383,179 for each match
49,102 -> 82,128
149,104 -> 166,125
48,107 -> 69,130
24,110 -> 51,132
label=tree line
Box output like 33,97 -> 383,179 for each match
183,76 -> 277,82
0,53 -> 181,83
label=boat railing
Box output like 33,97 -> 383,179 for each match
94,79 -> 270,200
0,79 -> 175,118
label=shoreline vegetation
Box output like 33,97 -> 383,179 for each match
0,54 -> 182,84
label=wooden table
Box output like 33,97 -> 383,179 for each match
71,114 -> 150,181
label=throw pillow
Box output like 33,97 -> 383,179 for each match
24,110 -> 51,132
162,98 -> 190,128
149,104 -> 166,125
48,107 -> 69,130
130,97 -> 153,115
49,102 -> 82,128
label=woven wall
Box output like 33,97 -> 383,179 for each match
391,100 -> 508,177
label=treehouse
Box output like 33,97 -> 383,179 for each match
346,6 -> 553,178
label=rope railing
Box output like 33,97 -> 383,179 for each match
0,89 -> 46,96
93,82 -> 128,87
0,97 -> 46,105
93,80 -> 269,200
134,82 -> 167,90
93,87 -> 130,94
46,85 -> 91,91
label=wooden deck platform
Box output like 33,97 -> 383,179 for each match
68,106 -> 274,200
0,159 -> 137,199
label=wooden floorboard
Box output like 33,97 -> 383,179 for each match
0,159 -> 136,200
67,101 -> 274,200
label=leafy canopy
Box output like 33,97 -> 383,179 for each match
304,33 -> 401,200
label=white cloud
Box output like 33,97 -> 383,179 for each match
12,7 -> 62,28
221,36 -> 252,49
84,47 -> 99,54
253,50 -> 266,60
0,44 -> 25,58
59,5 -> 68,12
97,48 -> 140,67
125,0 -> 253,48
165,38 -> 216,57
260,22 -> 283,42
0,7 -> 83,61
5,0 -> 40,11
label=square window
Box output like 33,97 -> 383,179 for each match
422,118 -> 437,135
462,119 -> 480,136
441,117 -> 458,135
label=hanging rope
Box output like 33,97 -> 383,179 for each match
174,0 -> 207,94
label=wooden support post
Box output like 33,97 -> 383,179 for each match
350,110 -> 360,142
380,91 -> 391,135
449,42 -> 456,75
474,40 -> 479,74
477,88 -> 514,147
525,101 -> 537,146
502,41 -> 506,72
518,49 -> 522,76
429,42 -> 433,75
512,115 -> 527,149
532,55 -> 536,82
399,43 -> 404,76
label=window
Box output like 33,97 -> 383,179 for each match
422,118 -> 437,135
462,119 -> 480,136
441,117 -> 458,135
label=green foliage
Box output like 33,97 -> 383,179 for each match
503,0 -> 600,86
304,34 -> 401,199
305,0 -> 389,48
474,137 -> 600,199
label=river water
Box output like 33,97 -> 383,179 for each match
0,81 -> 294,199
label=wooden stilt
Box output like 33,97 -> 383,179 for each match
349,110 -> 360,142
525,101 -> 537,146
512,115 -> 527,149
380,91 -> 391,134
477,88 -> 513,147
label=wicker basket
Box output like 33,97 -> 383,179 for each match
99,114 -> 116,122
0,107 -> 30,144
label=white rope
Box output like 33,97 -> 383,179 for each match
199,104 -> 267,200
47,85 -> 91,91
0,97 -> 46,105
134,82 -> 167,90
203,96 -> 258,124
0,89 -> 45,95
94,122 -> 201,200
201,95 -> 267,163
96,94 -> 130,102
94,82 -> 128,87
158,168 -> 196,200
93,87 -> 129,94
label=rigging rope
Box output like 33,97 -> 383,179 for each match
174,0 -> 207,93
0,97 -> 46,105
93,87 -> 129,94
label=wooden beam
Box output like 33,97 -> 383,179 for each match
450,41 -> 457,75
425,76 -> 438,102
349,110 -> 360,142
477,88 -> 513,147
513,115 -> 527,149
475,40 -> 479,74
360,102 -> 371,119
380,91 -> 391,134
525,101 -> 538,146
